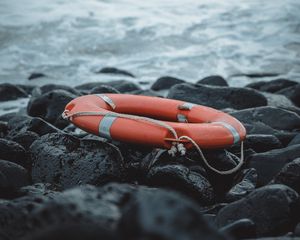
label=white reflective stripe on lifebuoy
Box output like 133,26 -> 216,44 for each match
214,122 -> 240,144
178,102 -> 196,110
98,115 -> 117,139
95,94 -> 116,109
177,114 -> 187,122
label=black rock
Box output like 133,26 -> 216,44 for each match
216,184 -> 299,237
0,184 -> 130,239
28,72 -> 46,80
247,144 -> 300,185
277,84 -> 300,107
27,90 -> 76,128
246,79 -> 298,93
244,134 -> 282,152
17,183 -> 58,198
271,158 -> 300,194
0,138 -> 28,168
244,122 -> 297,146
11,131 -> 39,150
0,121 -> 8,138
0,160 -> 30,199
261,92 -> 295,108
288,134 -> 300,146
16,84 -> 36,95
197,75 -> 228,86
6,115 -> 62,139
220,218 -> 256,239
167,83 -> 267,110
231,106 -> 300,131
33,84 -> 81,96
76,80 -> 141,93
151,76 -> 185,91
30,133 -> 124,190
0,83 -> 28,101
21,224 -> 118,240
97,67 -> 135,78
90,85 -> 120,94
147,164 -> 215,205
119,185 -> 228,240
201,149 -> 241,199
225,168 -> 257,202
131,89 -> 163,97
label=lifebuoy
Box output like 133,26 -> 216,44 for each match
63,94 -> 246,149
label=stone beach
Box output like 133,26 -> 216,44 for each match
1,73 -> 300,239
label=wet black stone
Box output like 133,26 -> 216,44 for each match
197,75 -> 228,86
131,89 -> 163,97
0,138 -> 28,168
220,218 -> 256,239
151,76 -> 185,91
97,67 -> 135,78
0,160 -> 30,199
262,92 -> 295,108
244,122 -> 297,146
146,164 -> 215,205
0,83 -> 28,101
167,83 -> 267,110
232,106 -> 300,131
216,184 -> 299,237
90,85 -> 120,94
6,115 -> 62,139
225,168 -> 257,202
28,72 -> 46,80
288,134 -> 300,146
17,183 -> 58,198
76,80 -> 141,93
271,158 -> 300,194
16,84 -> 36,95
0,121 -> 8,138
244,134 -> 282,152
246,79 -> 297,93
11,131 -> 39,150
201,150 -> 241,199
0,184 -> 129,239
30,133 -> 124,190
277,84 -> 300,107
21,224 -> 119,240
247,144 -> 300,185
27,89 -> 76,128
119,185 -> 228,240
33,84 -> 81,96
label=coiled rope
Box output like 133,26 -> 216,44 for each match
62,110 -> 244,175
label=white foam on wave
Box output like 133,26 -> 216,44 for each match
0,0 -> 299,87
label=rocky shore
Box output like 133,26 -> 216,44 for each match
1,71 -> 300,240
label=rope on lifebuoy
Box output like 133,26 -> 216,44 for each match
62,110 -> 244,175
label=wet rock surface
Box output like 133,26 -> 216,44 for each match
168,83 -> 267,109
1,76 -> 300,239
97,67 -> 135,78
0,83 -> 28,101
31,133 -> 124,190
151,76 -> 186,90
197,75 -> 229,86
216,184 -> 299,237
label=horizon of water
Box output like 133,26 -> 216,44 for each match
0,0 -> 300,89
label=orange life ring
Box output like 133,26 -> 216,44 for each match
63,94 -> 246,149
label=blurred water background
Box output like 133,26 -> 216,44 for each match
0,0 -> 300,87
